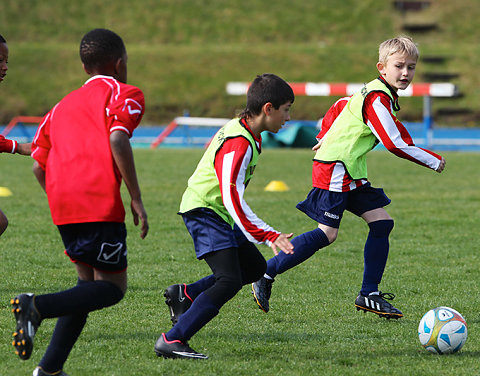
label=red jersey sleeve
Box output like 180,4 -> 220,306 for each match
316,96 -> 349,140
106,86 -> 145,137
31,106 -> 56,170
214,137 -> 280,246
0,135 -> 17,153
364,92 -> 442,170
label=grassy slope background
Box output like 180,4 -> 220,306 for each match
1,0 -> 480,126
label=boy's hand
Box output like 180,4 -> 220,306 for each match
270,233 -> 294,256
131,198 -> 149,239
312,139 -> 323,152
436,157 -> 446,173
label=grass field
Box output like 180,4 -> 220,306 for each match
1,148 -> 480,375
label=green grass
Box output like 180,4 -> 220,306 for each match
1,0 -> 480,125
1,149 -> 480,375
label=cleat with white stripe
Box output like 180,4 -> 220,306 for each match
11,293 -> 42,360
354,291 -> 403,319
154,333 -> 208,360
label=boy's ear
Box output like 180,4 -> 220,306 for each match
263,102 -> 273,116
376,61 -> 386,75
114,57 -> 123,75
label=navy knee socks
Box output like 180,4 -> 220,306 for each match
185,275 -> 216,301
166,292 -> 219,342
265,228 -> 329,279
37,279 -> 90,373
360,220 -> 394,296
34,279 -> 124,318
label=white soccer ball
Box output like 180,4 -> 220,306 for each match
418,306 -> 467,354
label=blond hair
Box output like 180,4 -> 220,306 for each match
379,36 -> 419,63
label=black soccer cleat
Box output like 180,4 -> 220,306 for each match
11,293 -> 42,360
164,284 -> 193,325
251,276 -> 274,313
355,291 -> 403,319
154,333 -> 208,359
33,367 -> 69,376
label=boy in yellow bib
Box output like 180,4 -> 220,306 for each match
252,36 -> 446,319
155,74 -> 295,359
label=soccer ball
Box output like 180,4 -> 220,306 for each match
418,306 -> 467,354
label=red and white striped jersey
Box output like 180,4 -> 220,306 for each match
313,81 -> 442,192
214,135 -> 280,246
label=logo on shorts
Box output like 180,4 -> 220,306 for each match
324,211 -> 340,220
97,242 -> 124,264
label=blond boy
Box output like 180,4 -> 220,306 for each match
252,36 -> 445,319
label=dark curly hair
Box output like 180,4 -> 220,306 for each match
79,29 -> 125,71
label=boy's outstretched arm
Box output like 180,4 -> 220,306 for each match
0,135 -> 31,155
16,142 -> 32,155
110,130 -> 149,239
365,93 -> 444,172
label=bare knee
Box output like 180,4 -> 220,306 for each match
318,223 -> 338,244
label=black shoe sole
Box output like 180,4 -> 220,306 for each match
355,304 -> 403,320
11,295 -> 36,360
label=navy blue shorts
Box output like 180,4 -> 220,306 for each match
58,222 -> 127,273
296,183 -> 391,228
181,208 -> 249,259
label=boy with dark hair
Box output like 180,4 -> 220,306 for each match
11,28 -> 148,376
0,34 -> 33,237
252,36 -> 446,319
154,73 -> 295,359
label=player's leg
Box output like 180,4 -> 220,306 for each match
360,207 -> 394,296
349,185 -> 402,319
264,187 -> 342,280
163,209 -> 229,326
11,222 -> 126,368
252,188 -> 343,312
0,207 -> 8,236
266,223 -> 335,280
155,209 -> 241,359
36,276 -> 90,375
156,248 -> 245,359
34,264 -> 125,374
